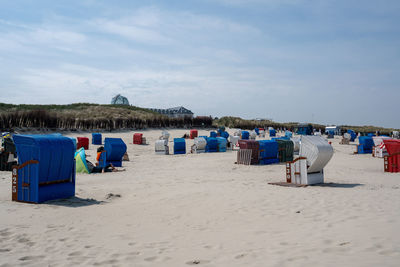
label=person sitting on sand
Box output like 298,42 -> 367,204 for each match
86,160 -> 124,173
83,147 -> 125,173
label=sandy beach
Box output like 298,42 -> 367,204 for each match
1,129 -> 399,267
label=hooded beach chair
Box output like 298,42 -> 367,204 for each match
383,140 -> 400,173
191,137 -> 206,153
286,136 -> 333,185
155,139 -> 169,155
99,138 -> 127,167
92,133 -> 102,145
12,134 -> 76,203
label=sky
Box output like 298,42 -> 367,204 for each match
0,0 -> 399,128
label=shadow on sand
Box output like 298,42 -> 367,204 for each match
45,196 -> 104,207
311,182 -> 363,188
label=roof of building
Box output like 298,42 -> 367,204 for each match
111,94 -> 129,105
150,106 -> 193,115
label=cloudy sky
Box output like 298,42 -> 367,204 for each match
0,0 -> 399,128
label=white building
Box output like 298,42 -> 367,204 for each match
325,126 -> 341,135
149,106 -> 194,119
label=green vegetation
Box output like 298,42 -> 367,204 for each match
214,116 -> 326,132
0,103 -> 212,130
0,103 -> 158,118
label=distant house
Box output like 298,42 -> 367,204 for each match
149,106 -> 194,119
111,94 -> 129,105
325,126 -> 341,135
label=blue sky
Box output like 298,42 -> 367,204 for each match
0,0 -> 399,128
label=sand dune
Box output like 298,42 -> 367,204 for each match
1,129 -> 399,267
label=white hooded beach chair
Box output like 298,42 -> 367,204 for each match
286,136 -> 333,185
155,139 -> 169,155
372,136 -> 391,158
191,137 -> 207,153
160,131 -> 170,141
229,136 -> 240,150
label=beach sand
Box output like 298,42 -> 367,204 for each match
1,129 -> 399,267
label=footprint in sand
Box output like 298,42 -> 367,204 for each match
93,259 -> 118,265
19,255 -> 45,261
105,193 -> 122,200
68,251 -> 82,257
0,228 -> 12,237
234,254 -> 246,259
186,260 -> 210,265
144,256 -> 158,262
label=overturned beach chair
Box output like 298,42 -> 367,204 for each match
286,136 -> 333,185
174,138 -> 186,155
155,139 -> 169,155
12,135 -> 76,203
206,137 -> 218,153
191,137 -> 206,153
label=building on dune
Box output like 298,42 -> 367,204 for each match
149,106 -> 194,119
111,94 -> 129,105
